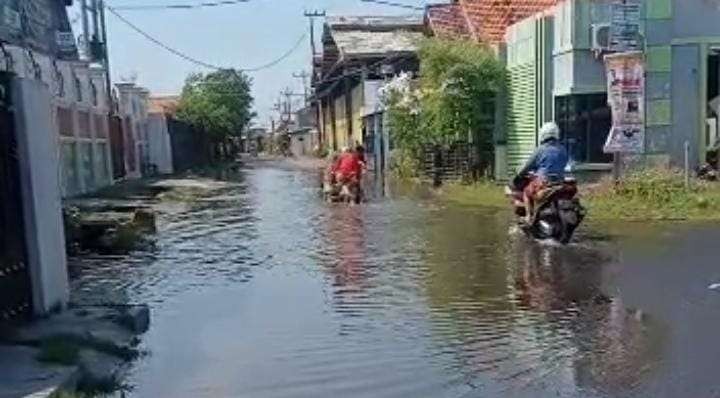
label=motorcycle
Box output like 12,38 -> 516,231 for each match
505,174 -> 585,244
323,175 -> 363,204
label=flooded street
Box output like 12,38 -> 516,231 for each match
70,163 -> 720,398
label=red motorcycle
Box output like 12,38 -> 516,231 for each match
505,174 -> 585,244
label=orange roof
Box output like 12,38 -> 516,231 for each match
149,95 -> 180,115
426,3 -> 473,40
430,0 -> 559,44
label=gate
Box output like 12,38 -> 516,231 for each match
108,115 -> 125,179
0,72 -> 32,321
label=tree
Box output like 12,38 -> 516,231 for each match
176,69 -> 256,142
382,38 -> 505,175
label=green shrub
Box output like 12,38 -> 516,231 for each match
384,38 -> 504,170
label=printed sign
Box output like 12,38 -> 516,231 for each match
610,0 -> 641,52
0,0 -> 78,59
604,52 -> 645,154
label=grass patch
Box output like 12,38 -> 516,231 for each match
585,168 -> 720,221
439,181 -> 507,209
434,168 -> 720,221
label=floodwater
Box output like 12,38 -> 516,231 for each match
69,163 -> 720,398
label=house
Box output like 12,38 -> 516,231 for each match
314,15 -> 425,158
427,0 -> 720,178
288,106 -> 320,157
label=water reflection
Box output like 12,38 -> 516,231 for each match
324,208 -> 368,291
421,207 -> 664,397
511,242 -> 662,396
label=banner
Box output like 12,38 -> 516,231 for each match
609,0 -> 641,52
0,0 -> 78,59
604,52 -> 645,154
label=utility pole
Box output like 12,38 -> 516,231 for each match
281,87 -> 294,122
91,0 -> 100,43
303,10 -> 326,60
80,0 -> 90,59
292,70 -> 311,106
97,0 -> 114,113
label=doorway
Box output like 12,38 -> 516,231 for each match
706,51 -> 720,168
0,72 -> 32,321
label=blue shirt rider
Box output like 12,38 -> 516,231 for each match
516,122 -> 569,223
518,122 -> 569,182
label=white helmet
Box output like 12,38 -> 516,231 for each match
539,122 -> 560,143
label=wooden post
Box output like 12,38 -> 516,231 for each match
684,140 -> 691,189
612,153 -> 622,184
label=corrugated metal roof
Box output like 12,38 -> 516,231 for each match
332,29 -> 424,58
327,15 -> 424,30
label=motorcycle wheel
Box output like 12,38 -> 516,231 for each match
532,216 -> 563,242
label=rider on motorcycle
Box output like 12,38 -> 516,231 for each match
516,122 -> 569,224
335,146 -> 363,185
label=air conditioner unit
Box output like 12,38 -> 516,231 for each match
591,23 -> 611,52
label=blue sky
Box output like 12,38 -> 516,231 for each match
70,0 -> 427,127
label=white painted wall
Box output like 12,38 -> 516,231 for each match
147,113 -> 174,174
116,83 -> 150,179
290,132 -> 315,157
12,77 -> 69,315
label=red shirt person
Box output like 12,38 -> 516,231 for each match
336,149 -> 362,183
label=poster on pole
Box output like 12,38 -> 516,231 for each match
609,0 -> 642,52
604,52 -> 645,154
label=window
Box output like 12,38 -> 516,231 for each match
57,107 -> 74,137
90,82 -> 98,106
61,143 -> 80,196
94,114 -> 108,138
95,143 -> 110,185
555,94 -> 612,164
74,75 -> 83,102
80,143 -> 95,192
78,111 -> 91,138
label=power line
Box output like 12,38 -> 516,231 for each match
242,34 -> 307,72
359,0 -> 425,11
106,5 -> 306,72
111,0 -> 250,11
106,5 -> 225,69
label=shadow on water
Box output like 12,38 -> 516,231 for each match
68,164 -> 720,398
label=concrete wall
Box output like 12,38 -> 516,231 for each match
116,83 -> 150,179
0,44 -> 114,198
289,131 -> 318,157
333,95 -> 348,150
147,113 -> 174,174
350,84 -> 364,146
552,0 -> 608,96
641,0 -> 720,168
12,78 -> 69,315
672,0 -> 720,39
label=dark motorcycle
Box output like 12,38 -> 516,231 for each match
505,174 -> 585,244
